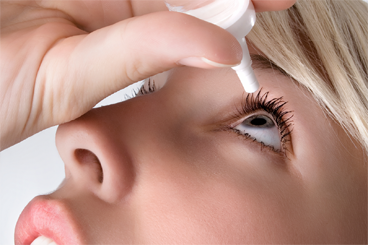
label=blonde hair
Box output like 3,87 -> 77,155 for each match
247,0 -> 368,154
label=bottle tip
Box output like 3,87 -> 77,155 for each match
234,66 -> 259,93
242,79 -> 259,93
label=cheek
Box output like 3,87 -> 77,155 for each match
290,97 -> 367,241
292,99 -> 363,183
130,131 -> 314,244
134,172 -> 308,244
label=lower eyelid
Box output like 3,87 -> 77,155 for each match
217,125 -> 290,158
232,128 -> 282,151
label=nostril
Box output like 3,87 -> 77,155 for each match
74,149 -> 104,183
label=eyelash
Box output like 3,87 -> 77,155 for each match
139,78 -> 157,95
123,78 -> 157,100
130,80 -> 293,156
228,90 -> 293,155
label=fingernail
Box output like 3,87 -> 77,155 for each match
178,57 -> 239,69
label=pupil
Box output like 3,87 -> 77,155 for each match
251,118 -> 267,126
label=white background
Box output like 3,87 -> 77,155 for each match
1,1 -> 368,244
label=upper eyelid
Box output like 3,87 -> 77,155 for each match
228,110 -> 277,128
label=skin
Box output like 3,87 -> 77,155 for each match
50,55 -> 367,243
0,0 -> 296,150
4,0 -> 366,243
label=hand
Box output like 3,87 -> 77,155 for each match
0,0 -> 296,150
164,0 -> 296,12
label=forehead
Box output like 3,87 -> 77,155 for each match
162,63 -> 298,108
153,52 -> 297,104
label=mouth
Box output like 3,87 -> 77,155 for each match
29,236 -> 58,245
15,195 -> 85,245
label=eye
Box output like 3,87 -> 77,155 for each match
234,113 -> 281,151
227,91 -> 294,155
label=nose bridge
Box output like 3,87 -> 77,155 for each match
55,98 -> 157,203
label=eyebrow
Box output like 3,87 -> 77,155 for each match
251,54 -> 290,77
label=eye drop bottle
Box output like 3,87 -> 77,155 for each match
165,0 -> 259,93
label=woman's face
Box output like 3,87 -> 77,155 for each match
16,54 -> 367,244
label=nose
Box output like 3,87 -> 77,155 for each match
56,100 -> 147,203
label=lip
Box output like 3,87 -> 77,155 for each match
15,195 -> 85,245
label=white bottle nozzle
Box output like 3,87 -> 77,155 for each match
232,37 -> 259,93
225,0 -> 259,93
166,0 -> 259,93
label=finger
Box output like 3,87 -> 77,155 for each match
37,0 -> 134,32
39,0 -> 297,33
38,11 -> 242,124
252,0 -> 297,12
164,0 -> 216,11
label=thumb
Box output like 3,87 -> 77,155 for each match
39,11 -> 242,123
